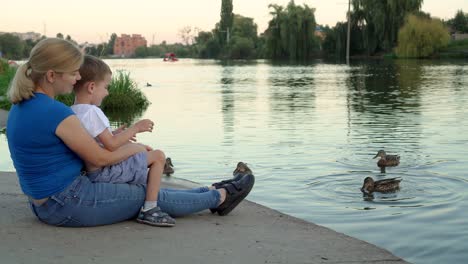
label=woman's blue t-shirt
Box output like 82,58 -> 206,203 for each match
7,93 -> 83,199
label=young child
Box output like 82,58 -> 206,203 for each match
71,55 -> 175,227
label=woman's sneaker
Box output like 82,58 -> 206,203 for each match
209,162 -> 254,214
137,207 -> 176,227
216,173 -> 255,216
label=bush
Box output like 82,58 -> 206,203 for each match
396,15 -> 450,58
101,70 -> 150,112
0,59 -> 17,110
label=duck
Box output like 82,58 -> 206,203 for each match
232,162 -> 253,176
373,150 -> 400,167
163,157 -> 174,176
361,177 -> 402,194
146,82 -> 152,87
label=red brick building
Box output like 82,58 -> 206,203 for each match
113,34 -> 147,57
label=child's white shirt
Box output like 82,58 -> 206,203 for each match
70,104 -> 112,138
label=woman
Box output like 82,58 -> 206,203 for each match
6,38 -> 254,227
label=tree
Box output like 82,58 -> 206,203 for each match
105,33 -> 117,56
0,33 -> 24,60
178,26 -> 199,46
264,0 -> 319,60
351,0 -> 423,54
56,33 -> 64,39
396,15 -> 450,58
452,10 -> 468,33
218,0 -> 233,46
194,31 -> 221,58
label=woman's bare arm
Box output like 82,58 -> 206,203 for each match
55,115 -> 145,167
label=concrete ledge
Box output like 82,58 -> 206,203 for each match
0,109 -> 7,129
0,171 -> 409,264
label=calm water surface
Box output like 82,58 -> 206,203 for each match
1,59 -> 467,264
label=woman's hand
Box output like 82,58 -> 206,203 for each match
56,116 -> 145,167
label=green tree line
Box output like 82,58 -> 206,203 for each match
1,0 -> 467,61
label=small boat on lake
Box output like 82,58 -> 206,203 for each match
163,53 -> 178,62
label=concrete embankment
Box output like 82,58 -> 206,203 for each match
0,109 -> 409,263
0,171 -> 410,264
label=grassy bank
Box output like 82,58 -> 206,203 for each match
439,39 -> 468,58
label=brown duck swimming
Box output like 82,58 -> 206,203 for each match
373,150 -> 400,167
361,177 -> 402,194
163,157 -> 174,176
232,162 -> 253,176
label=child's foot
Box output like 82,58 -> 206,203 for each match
137,207 -> 175,227
163,157 -> 174,176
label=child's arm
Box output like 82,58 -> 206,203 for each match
97,119 -> 154,151
113,124 -> 136,141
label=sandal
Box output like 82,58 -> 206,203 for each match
216,173 -> 255,216
137,206 -> 176,227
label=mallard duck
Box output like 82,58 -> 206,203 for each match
373,150 -> 400,167
163,157 -> 174,176
232,162 -> 253,176
361,177 -> 402,194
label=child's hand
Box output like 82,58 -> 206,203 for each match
133,119 -> 154,133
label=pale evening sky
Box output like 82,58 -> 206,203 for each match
1,0 -> 466,44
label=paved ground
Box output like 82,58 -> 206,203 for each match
0,171 -> 410,264
0,108 -> 7,129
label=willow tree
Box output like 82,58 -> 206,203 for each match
396,15 -> 450,58
352,0 -> 423,54
264,0 -> 318,60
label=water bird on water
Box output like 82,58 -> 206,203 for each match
361,177 -> 402,194
373,150 -> 400,167
163,157 -> 174,176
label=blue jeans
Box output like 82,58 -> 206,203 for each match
29,175 -> 220,227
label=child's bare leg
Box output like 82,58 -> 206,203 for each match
138,149 -> 176,227
143,150 -> 166,209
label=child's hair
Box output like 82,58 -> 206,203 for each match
74,55 -> 112,89
7,38 -> 84,104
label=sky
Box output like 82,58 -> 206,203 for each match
1,0 -> 467,44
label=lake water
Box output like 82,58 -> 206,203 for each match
1,58 -> 467,264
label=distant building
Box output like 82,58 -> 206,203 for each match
113,34 -> 147,57
452,33 -> 468,41
0,31 -> 42,41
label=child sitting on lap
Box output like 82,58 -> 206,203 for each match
71,55 -> 175,227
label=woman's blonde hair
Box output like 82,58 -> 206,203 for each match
7,38 -> 84,104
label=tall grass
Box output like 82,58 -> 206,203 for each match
102,70 -> 150,112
